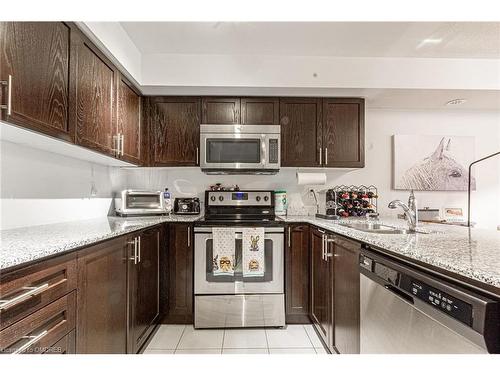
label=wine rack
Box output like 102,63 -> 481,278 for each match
326,185 -> 378,218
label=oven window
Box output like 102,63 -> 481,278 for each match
205,238 -> 273,282
206,139 -> 261,164
126,195 -> 160,209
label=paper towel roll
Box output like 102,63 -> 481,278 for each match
296,172 -> 327,185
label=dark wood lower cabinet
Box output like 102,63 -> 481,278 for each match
285,224 -> 310,323
310,227 -> 333,350
45,330 -> 76,354
333,236 -> 361,354
165,223 -> 193,324
128,226 -> 161,353
76,236 -> 129,354
309,228 -> 362,354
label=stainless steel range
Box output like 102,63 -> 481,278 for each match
194,190 -> 285,328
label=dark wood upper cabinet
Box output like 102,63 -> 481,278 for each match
117,74 -> 142,164
285,224 -> 310,324
241,97 -> 279,125
0,22 -> 72,141
310,227 -> 333,351
202,97 -> 240,124
280,98 -> 322,167
323,98 -> 365,168
128,226 -> 160,353
76,236 -> 128,354
147,97 -> 201,166
70,31 -> 117,157
333,236 -> 360,354
165,223 -> 193,324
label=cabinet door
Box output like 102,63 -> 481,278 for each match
148,97 -> 200,166
241,97 -> 279,125
333,236 -> 360,354
310,228 -> 332,347
0,22 -> 72,141
202,97 -> 240,124
285,224 -> 310,323
280,98 -> 322,167
129,227 -> 160,353
70,31 -> 117,156
165,224 -> 193,324
76,236 -> 128,354
322,98 -> 365,167
117,74 -> 142,164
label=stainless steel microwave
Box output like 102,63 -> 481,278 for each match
115,190 -> 166,216
200,124 -> 280,174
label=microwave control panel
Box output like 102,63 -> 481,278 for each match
269,139 -> 279,164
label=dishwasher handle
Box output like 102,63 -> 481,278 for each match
384,284 -> 414,304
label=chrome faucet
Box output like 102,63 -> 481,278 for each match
388,190 -> 418,232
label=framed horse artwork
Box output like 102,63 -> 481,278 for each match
393,134 -> 476,191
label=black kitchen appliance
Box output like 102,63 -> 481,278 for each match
174,197 -> 200,215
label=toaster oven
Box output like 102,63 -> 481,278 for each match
115,190 -> 166,216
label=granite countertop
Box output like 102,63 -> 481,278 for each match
280,215 -> 500,294
2,213 -> 499,296
0,214 -> 202,271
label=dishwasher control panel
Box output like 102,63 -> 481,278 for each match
399,275 -> 473,327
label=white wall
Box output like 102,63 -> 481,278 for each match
1,109 -> 499,230
0,140 -> 121,229
141,54 -> 500,90
119,109 -> 500,229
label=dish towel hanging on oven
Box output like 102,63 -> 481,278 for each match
242,227 -> 265,277
212,227 -> 235,276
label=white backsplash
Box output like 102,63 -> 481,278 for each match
2,108 -> 499,230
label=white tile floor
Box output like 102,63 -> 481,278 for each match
144,324 -> 329,354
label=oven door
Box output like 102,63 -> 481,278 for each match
194,227 -> 284,294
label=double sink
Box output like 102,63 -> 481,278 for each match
338,222 -> 427,234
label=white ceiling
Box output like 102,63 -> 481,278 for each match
121,22 -> 500,58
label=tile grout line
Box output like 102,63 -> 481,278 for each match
264,327 -> 270,354
303,324 -> 316,348
221,328 -> 226,354
173,324 -> 187,354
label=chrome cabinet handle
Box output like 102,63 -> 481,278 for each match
128,238 -> 138,264
187,226 -> 191,247
0,282 -> 49,311
287,227 -> 291,248
121,134 -> 125,156
325,148 -> 328,165
12,330 -> 48,354
196,147 -> 199,165
112,134 -> 119,156
321,234 -> 326,261
0,75 -> 12,116
326,237 -> 336,244
137,236 -> 141,263
319,147 -> 322,165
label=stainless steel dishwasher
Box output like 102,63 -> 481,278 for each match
360,248 -> 500,354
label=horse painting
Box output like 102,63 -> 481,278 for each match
398,137 -> 476,191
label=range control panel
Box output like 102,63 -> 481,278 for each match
206,191 -> 273,206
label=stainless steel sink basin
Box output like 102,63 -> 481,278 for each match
338,222 -> 425,234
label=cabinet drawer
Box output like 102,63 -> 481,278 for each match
0,291 -> 76,354
44,329 -> 76,354
0,254 -> 77,330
